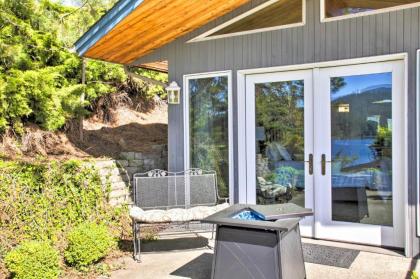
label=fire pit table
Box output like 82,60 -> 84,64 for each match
202,203 -> 313,279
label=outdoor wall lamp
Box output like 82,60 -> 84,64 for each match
166,81 -> 181,104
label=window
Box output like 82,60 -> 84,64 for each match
189,0 -> 305,42
184,72 -> 233,200
323,0 -> 420,21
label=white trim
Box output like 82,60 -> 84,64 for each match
417,49 -> 420,239
315,61 -> 404,248
188,0 -> 306,43
238,53 -> 408,75
237,70 -> 247,203
403,52 -> 409,256
237,53 -> 408,255
320,0 -> 420,23
244,70 -> 315,237
183,70 -> 234,204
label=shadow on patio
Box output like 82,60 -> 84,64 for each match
118,235 -> 210,254
141,236 -> 210,253
170,253 -> 213,279
110,233 -> 418,279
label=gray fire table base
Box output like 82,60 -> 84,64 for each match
212,224 -> 305,279
203,204 -> 312,279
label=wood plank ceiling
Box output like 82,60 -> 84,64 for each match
139,61 -> 168,72
83,0 -> 250,64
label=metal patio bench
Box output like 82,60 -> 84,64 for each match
129,168 -> 229,261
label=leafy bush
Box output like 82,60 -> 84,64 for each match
65,222 -> 115,269
4,241 -> 60,279
273,166 -> 300,187
0,159 -> 122,249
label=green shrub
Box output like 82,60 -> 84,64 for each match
0,159 -> 128,276
65,222 -> 115,269
0,159 -> 119,248
4,241 -> 60,279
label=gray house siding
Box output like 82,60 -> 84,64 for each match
132,0 -> 420,256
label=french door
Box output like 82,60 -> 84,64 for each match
314,61 -> 404,247
244,60 -> 405,248
245,69 -> 315,236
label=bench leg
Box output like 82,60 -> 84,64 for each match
132,221 -> 141,262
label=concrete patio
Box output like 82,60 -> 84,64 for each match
110,232 -> 420,279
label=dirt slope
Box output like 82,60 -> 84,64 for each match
0,105 -> 168,161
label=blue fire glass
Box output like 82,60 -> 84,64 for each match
232,210 -> 265,221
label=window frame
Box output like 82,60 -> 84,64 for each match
183,71 -> 234,203
188,0 -> 306,43
321,0 -> 420,22
417,49 -> 420,237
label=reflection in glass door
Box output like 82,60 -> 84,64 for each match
245,70 -> 314,237
315,61 -> 404,248
330,73 -> 393,226
255,80 -> 305,207
244,60 -> 405,247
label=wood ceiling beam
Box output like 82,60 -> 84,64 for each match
124,66 -> 167,87
139,61 -> 168,73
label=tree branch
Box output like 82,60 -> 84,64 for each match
123,66 -> 168,88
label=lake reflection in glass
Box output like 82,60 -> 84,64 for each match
330,73 -> 393,227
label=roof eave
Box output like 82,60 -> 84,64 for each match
74,0 -> 144,58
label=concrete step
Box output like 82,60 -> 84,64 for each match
94,160 -> 117,168
109,196 -> 132,206
99,167 -> 121,177
111,181 -> 129,191
107,175 -> 125,184
109,188 -> 130,199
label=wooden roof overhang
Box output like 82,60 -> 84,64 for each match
139,61 -> 168,73
75,0 -> 250,65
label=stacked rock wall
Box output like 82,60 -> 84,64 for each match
93,144 -> 168,206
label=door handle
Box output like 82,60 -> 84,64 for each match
305,154 -> 313,175
321,154 -> 332,176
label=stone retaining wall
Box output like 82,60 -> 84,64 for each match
94,144 -> 168,206
117,144 -> 167,179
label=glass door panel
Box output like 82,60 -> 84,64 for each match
255,80 -> 305,207
243,61 -> 404,247
245,70 -> 314,237
330,73 -> 393,226
315,61 -> 404,248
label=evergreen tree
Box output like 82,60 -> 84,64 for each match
0,0 -> 166,134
